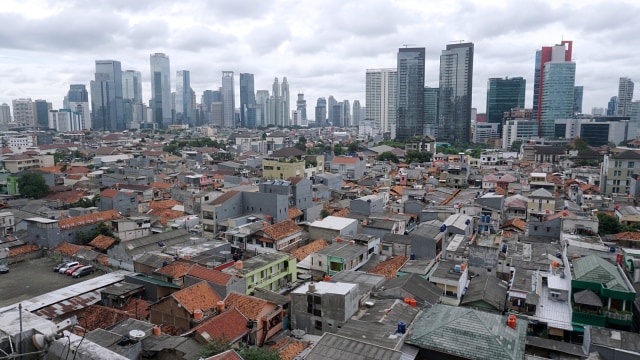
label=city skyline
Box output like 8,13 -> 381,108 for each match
0,0 -> 638,118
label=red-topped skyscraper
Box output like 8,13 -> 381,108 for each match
532,40 -> 573,136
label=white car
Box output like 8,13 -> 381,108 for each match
58,261 -> 79,274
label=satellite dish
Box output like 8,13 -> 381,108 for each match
129,330 -> 145,340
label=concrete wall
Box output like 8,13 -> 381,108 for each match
100,192 -> 137,215
291,285 -> 359,336
350,196 -> 384,216
292,178 -> 313,210
242,192 -> 289,223
528,217 -> 561,239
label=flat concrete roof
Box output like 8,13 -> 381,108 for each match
292,281 -> 357,295
310,216 -> 357,230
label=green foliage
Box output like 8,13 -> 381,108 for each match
333,146 -> 345,156
196,335 -> 232,358
163,138 -> 226,156
75,222 -> 117,244
60,164 -> 68,172
18,173 -> 49,199
239,347 -> 280,360
65,195 -> 99,209
320,209 -> 331,219
510,140 -> 522,152
405,150 -> 432,164
570,137 -> 591,151
347,141 -> 360,153
376,151 -> 399,163
196,335 -> 281,360
53,152 -> 66,165
597,212 -> 640,235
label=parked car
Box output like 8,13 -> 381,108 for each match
72,266 -> 94,278
65,264 -> 85,276
0,264 -> 9,274
54,261 -> 73,272
58,261 -> 79,274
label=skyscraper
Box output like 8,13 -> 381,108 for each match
343,100 -> 351,127
11,98 -> 34,128
175,70 -> 192,126
352,100 -> 362,126
315,97 -> 327,126
150,53 -> 171,128
540,60 -> 576,137
332,102 -> 344,127
486,77 -> 525,133
239,73 -> 256,128
423,87 -> 439,137
396,47 -> 425,142
0,103 -> 10,125
533,40 -> 572,135
122,70 -> 142,104
65,84 -> 90,130
327,96 -> 337,126
438,43 -> 474,144
574,85 -> 584,115
255,90 -> 269,127
222,71 -> 235,128
282,77 -> 290,127
90,60 -> 125,131
617,77 -> 634,116
607,96 -> 618,116
296,93 -> 307,124
34,99 -> 52,128
365,68 -> 397,138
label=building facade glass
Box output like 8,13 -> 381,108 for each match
438,43 -> 474,144
150,53 -> 171,128
396,48 -> 425,142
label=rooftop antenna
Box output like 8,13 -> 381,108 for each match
449,40 -> 466,44
402,44 -> 416,48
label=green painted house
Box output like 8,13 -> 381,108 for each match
571,255 -> 636,330
223,252 -> 297,295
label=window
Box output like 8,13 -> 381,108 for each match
614,160 -> 623,168
628,162 -> 635,168
314,320 -> 322,331
614,170 -> 622,177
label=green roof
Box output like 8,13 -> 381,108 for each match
572,255 -> 633,292
407,304 -> 527,360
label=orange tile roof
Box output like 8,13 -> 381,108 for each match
262,219 -> 302,240
149,199 -> 182,209
156,261 -> 192,279
367,255 -> 408,279
502,218 -> 526,232
330,208 -> 350,218
187,265 -> 233,285
100,189 -> 121,198
58,210 -> 122,230
120,298 -> 151,320
148,208 -> 184,226
150,182 -> 173,189
77,305 -> 130,332
613,231 -> 640,241
204,350 -> 243,360
288,207 -> 303,219
223,292 -> 269,321
172,281 -> 222,315
273,338 -> 307,360
391,186 -> 404,195
52,242 -> 84,256
194,308 -> 249,343
289,239 -> 329,261
332,156 -> 358,164
89,234 -> 117,251
8,244 -> 39,257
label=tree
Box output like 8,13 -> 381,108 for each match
320,209 -> 330,219
333,146 -> 345,156
196,335 -> 231,358
405,150 -> 432,164
376,151 -> 399,163
509,140 -> 522,153
76,222 -> 117,244
239,347 -> 280,360
597,212 -> 621,235
18,173 -> 49,199
347,141 -> 360,153
570,137 -> 591,151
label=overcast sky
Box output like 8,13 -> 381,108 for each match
1,0 -> 638,117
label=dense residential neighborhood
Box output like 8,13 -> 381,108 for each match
0,125 -> 639,360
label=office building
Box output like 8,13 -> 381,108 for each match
365,68 -> 397,138
0,103 -> 10,124
150,53 -> 172,128
601,149 -> 640,195
11,99 -> 34,128
352,100 -> 361,126
122,70 -> 142,104
239,73 -> 256,128
221,71 -> 235,127
396,47 -> 425,141
331,102 -> 344,127
49,109 -> 82,132
540,60 -> 576,137
343,99 -> 351,127
486,77 -> 525,134
65,84 -> 91,130
296,93 -> 307,124
574,85 -> 583,115
255,90 -> 269,127
33,99 -> 52,128
327,95 -> 337,126
617,77 -> 634,116
438,43 -> 474,144
533,40 -> 573,136
555,118 -> 636,147
473,122 -> 500,144
282,77 -> 290,126
315,97 -> 327,126
607,96 -> 618,116
502,120 -> 539,149
90,60 -> 125,131
175,70 -> 192,126
423,87 -> 439,137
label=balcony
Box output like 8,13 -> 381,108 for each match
605,309 -> 633,326
572,310 -> 606,327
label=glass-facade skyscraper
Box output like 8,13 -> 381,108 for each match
175,70 -> 192,126
150,53 -> 172,128
34,99 -> 52,128
90,60 -> 124,131
396,47 -> 425,142
315,97 -> 327,126
486,77 -> 525,134
574,85 -> 584,115
239,73 -> 256,128
438,43 -> 474,144
423,87 -> 439,137
222,71 -> 235,128
66,84 -> 90,130
533,40 -> 572,136
540,61 -> 576,137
